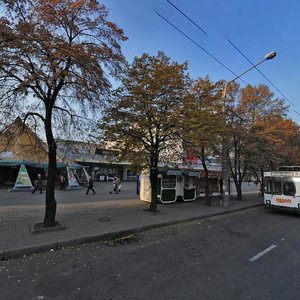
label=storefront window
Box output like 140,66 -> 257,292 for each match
162,174 -> 176,188
184,176 -> 196,189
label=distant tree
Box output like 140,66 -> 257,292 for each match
183,76 -> 223,205
100,52 -> 190,212
0,0 -> 127,227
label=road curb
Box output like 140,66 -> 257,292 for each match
1,203 -> 263,261
2,243 -> 58,260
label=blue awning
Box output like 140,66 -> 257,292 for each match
166,170 -> 182,176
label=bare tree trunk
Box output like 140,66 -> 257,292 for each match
250,166 -> 263,197
200,147 -> 211,206
149,153 -> 159,212
236,182 -> 242,201
43,108 -> 57,227
149,167 -> 158,212
229,137 -> 248,201
260,168 -> 264,197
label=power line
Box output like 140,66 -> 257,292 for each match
166,0 -> 300,119
164,0 -> 300,120
156,11 -> 256,121
155,11 -> 274,114
227,39 -> 300,119
155,11 -> 249,86
165,0 -> 207,35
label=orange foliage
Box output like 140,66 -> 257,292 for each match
253,118 -> 298,145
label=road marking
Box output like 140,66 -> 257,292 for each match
249,245 -> 277,262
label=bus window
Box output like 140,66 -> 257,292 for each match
265,177 -> 272,194
273,179 -> 282,194
282,177 -> 300,196
283,179 -> 296,196
294,182 -> 300,196
264,177 -> 282,195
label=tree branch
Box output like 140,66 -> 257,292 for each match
23,112 -> 46,123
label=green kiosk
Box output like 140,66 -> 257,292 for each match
140,168 -> 199,204
181,170 -> 199,201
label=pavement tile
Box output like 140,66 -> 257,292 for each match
0,181 -> 263,260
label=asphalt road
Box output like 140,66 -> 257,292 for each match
1,206 -> 300,300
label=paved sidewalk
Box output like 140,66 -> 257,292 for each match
0,182 -> 263,260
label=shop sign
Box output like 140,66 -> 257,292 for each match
14,164 -> 33,188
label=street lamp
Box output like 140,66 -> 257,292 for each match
221,51 -> 276,208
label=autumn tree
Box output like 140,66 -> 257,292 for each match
183,76 -> 223,205
100,52 -> 190,212
229,84 -> 289,200
246,117 -> 300,196
0,0 -> 127,227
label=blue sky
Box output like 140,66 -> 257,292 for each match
101,0 -> 300,123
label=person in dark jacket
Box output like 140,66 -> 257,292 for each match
86,175 -> 95,195
59,175 -> 66,190
32,174 -> 43,194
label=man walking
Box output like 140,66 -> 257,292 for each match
86,175 -> 96,195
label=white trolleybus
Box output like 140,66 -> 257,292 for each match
264,166 -> 300,212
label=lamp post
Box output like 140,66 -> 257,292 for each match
221,51 -> 276,208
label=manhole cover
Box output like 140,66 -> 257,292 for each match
97,217 -> 111,222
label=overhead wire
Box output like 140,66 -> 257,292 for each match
155,11 -> 249,86
155,10 -> 269,118
162,0 -> 299,121
165,0 -> 207,35
227,39 -> 300,119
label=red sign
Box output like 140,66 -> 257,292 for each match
185,148 -> 199,164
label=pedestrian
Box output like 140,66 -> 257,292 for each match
109,177 -> 119,194
59,175 -> 66,190
32,174 -> 43,194
116,176 -> 122,192
86,175 -> 95,195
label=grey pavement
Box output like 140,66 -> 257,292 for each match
0,181 -> 263,260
